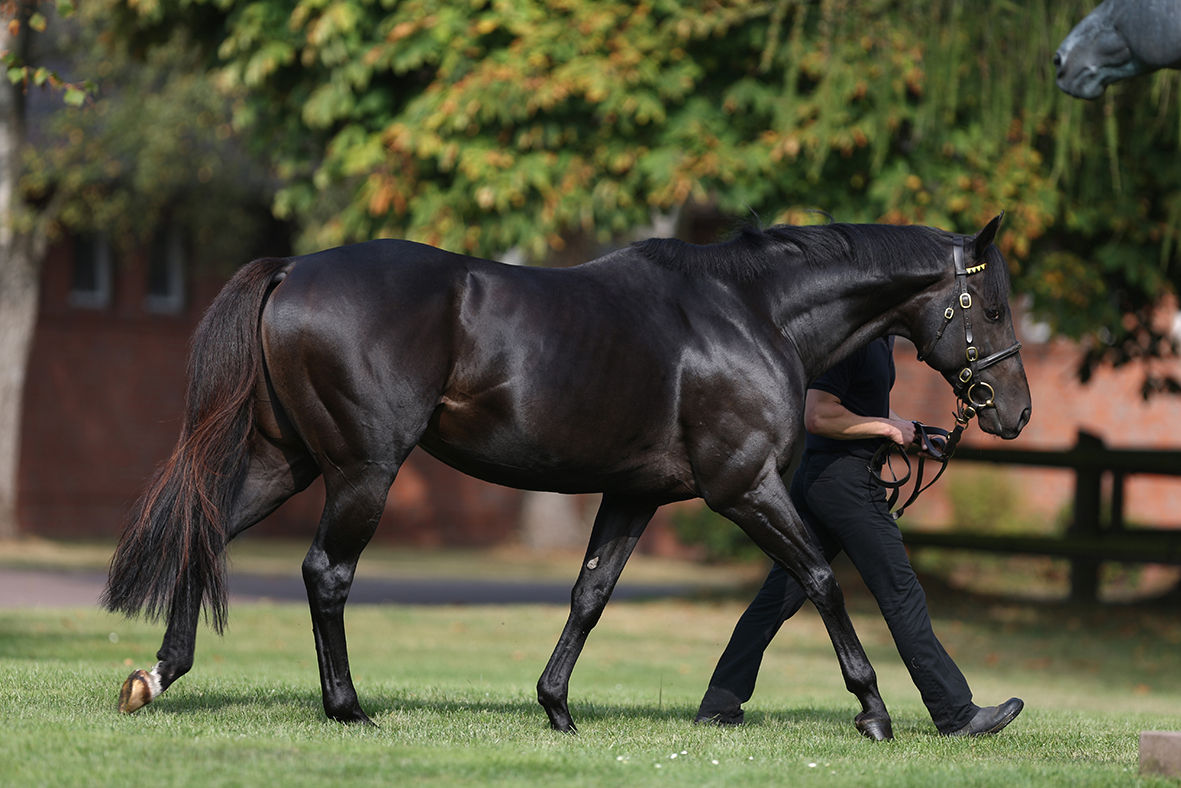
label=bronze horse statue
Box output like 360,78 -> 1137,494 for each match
1056,0 -> 1181,99
104,216 -> 1030,740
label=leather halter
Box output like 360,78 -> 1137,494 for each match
873,236 -> 1023,519
915,236 -> 1022,422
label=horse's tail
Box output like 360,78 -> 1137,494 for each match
102,256 -> 292,634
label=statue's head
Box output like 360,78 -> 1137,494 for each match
1055,0 -> 1151,99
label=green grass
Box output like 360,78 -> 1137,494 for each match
2,588 -> 1180,788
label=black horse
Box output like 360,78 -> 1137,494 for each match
104,216 -> 1030,740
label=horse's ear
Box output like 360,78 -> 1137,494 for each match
970,211 -> 1004,260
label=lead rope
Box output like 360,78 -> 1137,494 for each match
872,413 -> 971,520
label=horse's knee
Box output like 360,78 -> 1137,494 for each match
799,563 -> 843,608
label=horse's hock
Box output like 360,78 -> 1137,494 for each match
1141,731 -> 1181,777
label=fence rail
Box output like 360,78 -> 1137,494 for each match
899,430 -> 1181,601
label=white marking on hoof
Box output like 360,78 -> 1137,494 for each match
118,663 -> 163,714
586,557 -> 599,570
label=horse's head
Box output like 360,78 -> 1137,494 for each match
913,215 -> 1031,440
1055,0 -> 1147,99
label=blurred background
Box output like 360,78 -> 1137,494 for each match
2,0 -> 1181,604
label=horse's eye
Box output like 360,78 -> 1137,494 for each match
984,307 -> 1001,322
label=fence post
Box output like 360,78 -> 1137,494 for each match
1110,470 -> 1125,533
1069,430 -> 1104,602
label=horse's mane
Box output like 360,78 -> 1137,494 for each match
632,222 -> 1011,302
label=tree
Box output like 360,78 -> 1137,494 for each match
110,0 -> 1180,385
0,0 -> 277,537
0,0 -> 86,539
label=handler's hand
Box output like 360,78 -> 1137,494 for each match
888,418 -> 916,447
919,432 -> 948,459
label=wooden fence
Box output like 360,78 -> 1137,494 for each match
900,430 -> 1181,601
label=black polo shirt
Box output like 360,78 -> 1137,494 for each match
804,336 -> 895,459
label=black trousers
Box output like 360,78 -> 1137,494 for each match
702,450 -> 977,733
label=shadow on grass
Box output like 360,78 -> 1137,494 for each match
150,684 -> 878,737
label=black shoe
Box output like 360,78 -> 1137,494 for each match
948,698 -> 1024,736
693,686 -> 745,726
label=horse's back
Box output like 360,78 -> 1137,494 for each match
256,238 -> 802,499
258,240 -> 710,495
269,238 -> 473,314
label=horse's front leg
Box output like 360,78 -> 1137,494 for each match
715,472 -> 893,741
537,495 -> 657,732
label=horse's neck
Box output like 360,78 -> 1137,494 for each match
767,254 -> 946,381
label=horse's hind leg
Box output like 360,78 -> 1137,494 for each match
301,464 -> 400,725
714,473 -> 892,740
118,440 -> 319,713
118,579 -> 203,713
537,495 -> 657,732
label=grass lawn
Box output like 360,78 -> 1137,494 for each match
2,563 -> 1180,788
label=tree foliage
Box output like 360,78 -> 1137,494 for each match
113,0 -> 1181,380
19,0 -> 279,268
2,0 -> 92,106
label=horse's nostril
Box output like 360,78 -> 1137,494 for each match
1053,52 -> 1062,68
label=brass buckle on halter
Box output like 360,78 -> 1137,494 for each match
958,367 -> 972,383
965,346 -> 978,362
959,293 -> 972,309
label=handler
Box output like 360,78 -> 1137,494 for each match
694,336 -> 1024,736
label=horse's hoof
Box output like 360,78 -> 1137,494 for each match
117,669 -> 160,714
855,713 -> 894,741
326,707 -> 374,725
546,715 -> 577,734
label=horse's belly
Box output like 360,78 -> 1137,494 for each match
416,420 -> 693,498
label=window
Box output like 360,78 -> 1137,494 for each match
145,225 -> 187,314
70,232 -> 113,309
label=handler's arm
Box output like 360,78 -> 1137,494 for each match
803,389 -> 916,446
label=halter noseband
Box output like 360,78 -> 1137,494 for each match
874,236 -> 1023,519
